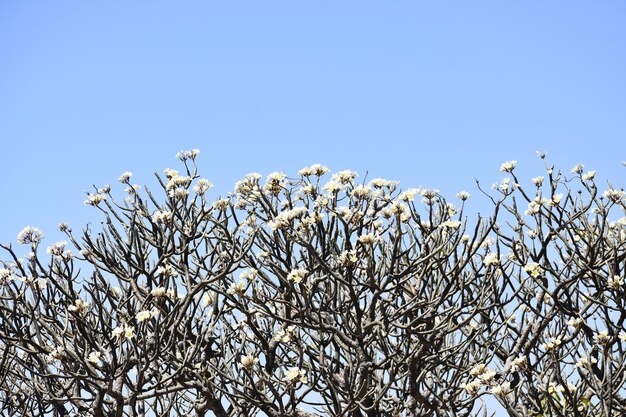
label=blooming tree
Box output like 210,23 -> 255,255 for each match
1,151 -> 626,417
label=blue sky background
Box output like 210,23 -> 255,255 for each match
1,1 -> 626,414
2,1 -> 626,246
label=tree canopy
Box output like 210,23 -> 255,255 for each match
2,151 -> 626,417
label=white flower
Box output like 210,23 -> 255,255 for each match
152,210 -> 172,224
333,170 -> 358,184
531,176 -> 544,187
607,275 -> 624,290
35,278 -> 48,289
287,268 -> 308,283
470,364 -> 487,377
524,262 -> 542,277
299,164 -> 329,177
541,337 -> 562,351
0,269 -> 14,284
547,194 -> 563,206
357,233 -> 380,245
479,370 -> 497,385
511,356 -> 528,372
118,171 -> 133,183
368,178 -> 390,188
213,198 -> 230,211
136,309 -> 158,323
84,193 -> 106,206
47,241 -> 68,257
567,318 -> 583,330
462,379 -> 483,395
575,356 -> 597,369
456,191 -> 471,200
168,186 -> 189,199
571,164 -> 585,174
240,269 -> 258,281
176,149 -> 200,161
112,326 -> 124,338
150,287 -> 168,298
582,170 -> 596,182
339,250 -> 358,266
351,185 -> 373,200
164,168 -> 179,179
322,180 -> 343,194
491,382 -> 511,396
68,299 -> 90,315
227,281 -> 247,296
202,293 -> 214,307
603,188 -> 625,203
500,160 -> 517,172
87,351 -> 101,365
267,207 -> 307,231
193,179 -> 214,194
483,253 -> 500,266
47,346 -> 65,362
283,367 -> 307,384
112,325 -> 134,340
238,355 -> 259,370
594,330 -> 610,345
274,325 -> 297,343
17,227 -> 44,245
440,220 -> 461,229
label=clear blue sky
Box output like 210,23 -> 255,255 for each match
2,1 -> 626,245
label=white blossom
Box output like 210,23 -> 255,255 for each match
118,171 -> 133,183
500,160 -> 517,172
17,227 -> 44,245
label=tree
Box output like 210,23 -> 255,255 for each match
1,150 -> 625,417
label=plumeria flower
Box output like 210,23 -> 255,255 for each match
87,351 -> 102,365
84,193 -> 107,206
440,220 -> 461,229
112,325 -> 135,340
118,171 -> 133,183
483,253 -> 500,266
582,170 -> 596,182
227,281 -> 247,296
500,160 -> 517,172
456,191 -> 471,200
274,325 -> 297,343
238,355 -> 259,370
287,268 -> 308,283
193,179 -> 214,195
283,367 -> 307,384
531,176 -> 544,187
541,337 -> 562,351
68,299 -> 90,316
524,262 -> 542,277
17,226 -> 44,245
136,309 -> 159,323
150,287 -> 168,298
357,233 -> 380,245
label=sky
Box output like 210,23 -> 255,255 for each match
1,1 -> 626,414
2,1 -> 626,246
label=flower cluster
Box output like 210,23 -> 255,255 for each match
283,367 -> 307,384
267,206 -> 308,231
136,309 -> 159,323
68,299 -> 90,316
17,226 -> 44,245
112,324 -> 135,340
287,268 -> 308,283
274,325 -> 297,343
